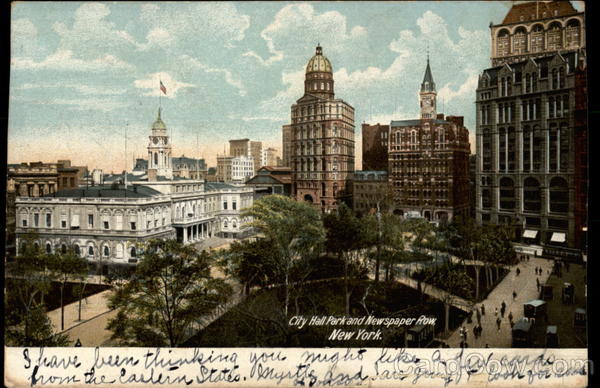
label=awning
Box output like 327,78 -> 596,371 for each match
551,232 -> 566,243
523,230 -> 538,239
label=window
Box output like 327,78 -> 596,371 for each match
22,218 -> 28,227
103,246 -> 109,257
75,245 -> 80,256
103,221 -> 109,229
46,243 -> 52,254
88,214 -> 94,227
45,213 -> 51,227
130,222 -> 136,230
34,213 -> 39,227
223,201 -> 228,210
88,246 -> 94,256
130,247 -> 137,257
232,201 -> 237,210
61,220 -> 67,228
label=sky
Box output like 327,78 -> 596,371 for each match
9,1 -> 585,172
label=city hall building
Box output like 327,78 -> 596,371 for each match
475,0 -> 587,254
14,109 -> 254,265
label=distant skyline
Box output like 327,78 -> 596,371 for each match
9,1 -> 585,172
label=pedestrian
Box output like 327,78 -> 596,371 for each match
496,317 -> 501,331
485,344 -> 489,348
508,311 -> 513,323
463,327 -> 468,342
516,267 -> 521,276
476,308 -> 481,324
501,306 -> 505,318
513,290 -> 517,300
536,277 -> 540,287
481,304 -> 485,316
501,301 -> 506,310
495,307 -> 498,316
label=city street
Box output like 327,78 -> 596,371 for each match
447,256 -> 553,347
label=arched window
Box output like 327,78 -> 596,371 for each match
499,177 -> 516,210
154,152 -> 158,166
130,246 -> 137,258
224,220 -> 228,228
549,177 -> 569,213
523,177 -> 541,212
88,245 -> 94,256
531,24 -> 544,52
61,244 -> 67,254
565,19 -> 581,47
46,243 -> 52,254
513,27 -> 527,54
74,244 -> 81,256
497,29 -> 510,56
548,22 -> 563,50
103,245 -> 109,257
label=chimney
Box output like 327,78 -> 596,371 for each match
148,168 -> 157,182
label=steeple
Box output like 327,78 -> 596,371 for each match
421,56 -> 436,92
419,55 -> 437,119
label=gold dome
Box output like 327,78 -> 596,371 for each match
306,45 -> 332,74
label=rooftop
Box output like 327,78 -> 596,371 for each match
500,1 -> 579,25
41,184 -> 162,198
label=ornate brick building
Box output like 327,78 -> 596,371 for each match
388,58 -> 471,222
475,1 -> 586,255
287,45 -> 355,212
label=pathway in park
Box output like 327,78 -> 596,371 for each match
45,236 -> 244,347
446,256 -> 554,348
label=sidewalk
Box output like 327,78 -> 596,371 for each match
46,288 -> 115,346
446,257 -> 553,347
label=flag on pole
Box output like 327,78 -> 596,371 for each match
160,80 -> 167,95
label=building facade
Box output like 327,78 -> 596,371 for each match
362,123 -> 389,171
287,45 -> 355,212
475,1 -> 586,254
216,155 -> 254,183
261,147 -> 279,167
388,59 -> 471,222
352,171 -> 389,216
229,139 -> 262,174
282,125 -> 293,168
14,109 -> 255,266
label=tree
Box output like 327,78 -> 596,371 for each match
49,248 -> 89,331
107,239 -> 233,347
219,238 -> 279,295
242,195 -> 326,317
324,203 -> 368,315
4,233 -> 69,346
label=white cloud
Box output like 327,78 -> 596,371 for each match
11,49 -> 135,72
138,3 -> 250,49
438,74 -> 479,101
134,72 -> 195,98
15,82 -> 127,96
52,97 -> 125,112
180,55 -> 247,96
244,3 -> 368,66
11,18 -> 38,57
52,3 -> 140,56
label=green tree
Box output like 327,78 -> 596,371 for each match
49,247 -> 89,331
107,239 -> 233,347
324,203 -> 368,315
219,238 -> 279,295
4,233 -> 69,346
242,195 -> 326,316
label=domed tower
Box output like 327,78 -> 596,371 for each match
304,44 -> 334,99
286,44 -> 355,213
147,107 -> 173,179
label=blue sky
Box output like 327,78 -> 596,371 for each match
9,1 -> 584,172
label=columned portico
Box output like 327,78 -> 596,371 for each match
174,220 -> 215,244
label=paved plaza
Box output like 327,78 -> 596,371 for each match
447,256 -> 554,347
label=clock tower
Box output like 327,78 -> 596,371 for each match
148,107 -> 173,179
419,57 -> 437,119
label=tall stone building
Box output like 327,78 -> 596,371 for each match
475,1 -> 586,255
362,123 -> 389,171
388,58 -> 471,222
287,45 -> 355,212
